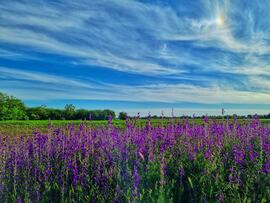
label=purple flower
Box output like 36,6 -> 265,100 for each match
251,116 -> 260,129
179,168 -> 185,178
132,160 -> 140,200
45,165 -> 52,181
249,150 -> 258,162
17,196 -> 23,203
218,193 -> 225,202
262,159 -> 270,173
205,148 -> 211,159
203,115 -> 209,123
108,115 -> 112,125
72,162 -> 79,186
233,146 -> 245,164
133,161 -> 140,188
263,143 -> 270,154
228,167 -> 241,185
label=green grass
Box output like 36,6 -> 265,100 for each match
1,118 -> 270,125
0,118 -> 270,136
0,118 -> 182,136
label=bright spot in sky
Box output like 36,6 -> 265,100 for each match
216,16 -> 225,26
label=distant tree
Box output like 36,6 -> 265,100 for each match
75,109 -> 89,120
26,106 -> 49,120
0,92 -> 7,120
47,108 -> 64,120
247,115 -> 253,119
64,104 -> 76,120
103,109 -> 116,120
0,92 -> 27,120
118,112 -> 127,120
26,108 -> 40,120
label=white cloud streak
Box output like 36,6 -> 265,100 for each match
0,0 -> 270,106
0,67 -> 105,89
1,67 -> 270,105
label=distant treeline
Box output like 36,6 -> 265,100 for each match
1,92 -> 270,120
143,114 -> 270,120
0,92 -> 115,120
26,105 -> 116,120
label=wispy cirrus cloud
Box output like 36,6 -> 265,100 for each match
0,0 -> 270,112
0,0 -> 185,75
0,67 -> 100,89
1,67 -> 270,106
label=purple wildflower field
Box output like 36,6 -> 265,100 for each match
0,116 -> 269,202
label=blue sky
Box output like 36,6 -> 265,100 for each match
0,0 -> 270,116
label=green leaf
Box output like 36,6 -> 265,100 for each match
188,177 -> 194,189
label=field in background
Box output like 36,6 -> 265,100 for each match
1,118 -> 270,136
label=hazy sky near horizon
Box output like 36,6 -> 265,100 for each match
0,0 -> 270,115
